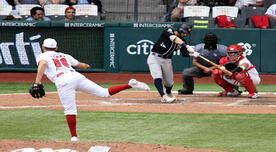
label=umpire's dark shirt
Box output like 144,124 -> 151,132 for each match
151,28 -> 189,59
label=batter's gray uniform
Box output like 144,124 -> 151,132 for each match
147,28 -> 190,97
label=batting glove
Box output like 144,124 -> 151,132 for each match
189,51 -> 200,57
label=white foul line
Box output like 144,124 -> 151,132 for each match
226,99 -> 251,106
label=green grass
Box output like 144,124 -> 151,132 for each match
1,83 -> 276,94
1,109 -> 276,152
1,83 -> 276,152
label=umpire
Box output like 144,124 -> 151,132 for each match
178,33 -> 227,95
147,24 -> 198,103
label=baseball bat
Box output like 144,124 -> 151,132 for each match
198,55 -> 233,76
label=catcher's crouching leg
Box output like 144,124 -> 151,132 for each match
212,69 -> 234,96
233,71 -> 258,98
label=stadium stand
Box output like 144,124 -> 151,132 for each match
264,0 -> 276,8
212,6 -> 245,28
101,0 -> 166,21
0,4 -> 12,20
241,6 -> 271,28
73,4 -> 100,21
183,6 -> 214,28
44,4 -> 68,21
15,4 -> 41,19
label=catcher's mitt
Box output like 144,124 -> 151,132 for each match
224,62 -> 237,71
224,62 -> 243,74
29,83 -> 45,99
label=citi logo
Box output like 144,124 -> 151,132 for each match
0,32 -> 42,65
127,40 -> 154,55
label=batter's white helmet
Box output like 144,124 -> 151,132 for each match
43,38 -> 57,48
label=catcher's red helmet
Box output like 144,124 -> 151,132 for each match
227,44 -> 244,52
227,44 -> 244,61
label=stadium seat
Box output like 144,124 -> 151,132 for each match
44,4 -> 68,20
73,4 -> 99,21
241,7 -> 267,27
137,5 -> 166,22
183,6 -> 210,18
212,6 -> 245,28
101,0 -> 166,21
15,4 -> 41,19
73,5 -> 98,16
264,0 -> 276,8
0,4 -> 12,20
212,6 -> 239,18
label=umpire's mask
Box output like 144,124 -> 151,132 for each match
203,33 -> 218,50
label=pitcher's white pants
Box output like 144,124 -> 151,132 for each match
55,72 -> 110,115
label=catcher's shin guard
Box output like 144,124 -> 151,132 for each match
212,69 -> 234,92
233,71 -> 257,94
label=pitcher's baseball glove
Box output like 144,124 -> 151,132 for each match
29,83 -> 45,99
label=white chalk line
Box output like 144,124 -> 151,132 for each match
226,99 -> 252,106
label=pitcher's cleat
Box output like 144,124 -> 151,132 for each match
128,79 -> 150,91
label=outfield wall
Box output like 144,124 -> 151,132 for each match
0,21 -> 275,74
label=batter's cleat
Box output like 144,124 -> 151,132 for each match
70,136 -> 79,142
161,94 -> 176,103
167,93 -> 175,98
178,89 -> 193,95
247,93 -> 259,99
128,79 -> 150,91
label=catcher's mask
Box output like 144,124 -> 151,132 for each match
227,44 -> 244,61
203,33 -> 218,50
177,24 -> 192,38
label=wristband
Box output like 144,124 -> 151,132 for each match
181,43 -> 187,47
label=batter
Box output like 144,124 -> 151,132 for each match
147,24 -> 199,103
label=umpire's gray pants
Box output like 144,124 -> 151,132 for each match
147,54 -> 174,87
182,66 -> 211,91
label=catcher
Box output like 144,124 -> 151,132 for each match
212,44 -> 261,98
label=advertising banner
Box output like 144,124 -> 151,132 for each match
118,28 -> 192,72
0,23 -> 104,72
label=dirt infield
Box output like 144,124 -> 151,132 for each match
1,73 -> 276,84
1,91 -> 276,152
1,73 -> 276,152
0,139 -> 223,152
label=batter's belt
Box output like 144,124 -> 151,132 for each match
151,52 -> 169,59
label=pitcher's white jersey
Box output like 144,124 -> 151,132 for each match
36,51 -> 79,83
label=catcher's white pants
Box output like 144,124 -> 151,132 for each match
223,68 -> 261,86
147,54 -> 174,87
55,72 -> 110,115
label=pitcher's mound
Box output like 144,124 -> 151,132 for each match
1,140 -> 224,152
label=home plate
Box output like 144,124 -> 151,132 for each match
88,146 -> 111,152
